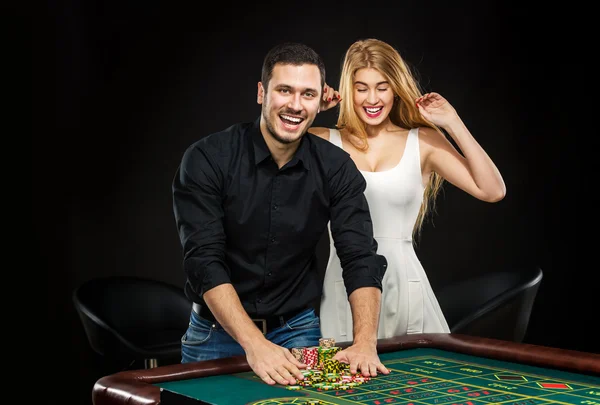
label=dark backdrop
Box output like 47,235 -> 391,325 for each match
42,2 -> 592,404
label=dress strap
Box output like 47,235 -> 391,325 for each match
328,128 -> 343,149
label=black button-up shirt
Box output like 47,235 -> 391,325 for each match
172,117 -> 387,317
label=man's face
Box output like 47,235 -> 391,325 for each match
257,63 -> 321,144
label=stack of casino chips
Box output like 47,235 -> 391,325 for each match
291,347 -> 304,362
321,358 -> 345,374
319,337 -> 335,347
286,367 -> 371,392
301,346 -> 319,368
287,337 -> 372,396
317,338 -> 341,368
293,338 -> 343,370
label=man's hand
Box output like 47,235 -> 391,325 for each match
245,340 -> 307,386
321,83 -> 341,112
203,285 -> 307,386
332,342 -> 389,377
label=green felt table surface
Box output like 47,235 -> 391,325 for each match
156,348 -> 600,405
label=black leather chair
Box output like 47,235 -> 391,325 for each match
72,276 -> 192,369
436,265 -> 543,342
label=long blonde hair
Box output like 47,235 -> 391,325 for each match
336,38 -> 444,239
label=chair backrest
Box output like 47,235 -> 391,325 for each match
72,276 -> 191,362
436,266 -> 543,342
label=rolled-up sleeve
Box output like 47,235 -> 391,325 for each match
172,143 -> 231,297
328,159 -> 388,297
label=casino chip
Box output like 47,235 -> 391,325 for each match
287,338 -> 377,396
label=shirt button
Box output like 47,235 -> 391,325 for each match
273,205 -> 278,210
257,298 -> 262,303
268,272 -> 272,276
270,238 -> 275,243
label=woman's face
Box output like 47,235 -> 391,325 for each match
352,68 -> 394,126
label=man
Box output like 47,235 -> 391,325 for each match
172,42 -> 389,387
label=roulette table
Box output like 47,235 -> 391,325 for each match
93,333 -> 599,405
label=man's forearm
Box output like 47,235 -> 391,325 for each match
203,284 -> 266,349
348,286 -> 381,346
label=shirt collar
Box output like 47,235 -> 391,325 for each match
251,116 -> 311,171
251,117 -> 272,165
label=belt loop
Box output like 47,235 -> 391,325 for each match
254,319 -> 267,334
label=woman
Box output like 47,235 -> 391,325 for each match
312,38 -> 506,342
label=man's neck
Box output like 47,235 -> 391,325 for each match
260,127 -> 301,169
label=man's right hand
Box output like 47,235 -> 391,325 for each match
203,285 -> 306,385
245,339 -> 307,386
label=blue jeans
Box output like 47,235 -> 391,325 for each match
181,308 -> 321,363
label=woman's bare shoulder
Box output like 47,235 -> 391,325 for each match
417,126 -> 449,148
308,126 -> 331,140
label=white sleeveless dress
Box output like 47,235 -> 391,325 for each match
320,128 -> 450,342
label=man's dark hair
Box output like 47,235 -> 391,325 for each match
261,42 -> 326,92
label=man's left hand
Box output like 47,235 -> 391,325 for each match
332,342 -> 390,377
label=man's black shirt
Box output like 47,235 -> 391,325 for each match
173,117 -> 387,318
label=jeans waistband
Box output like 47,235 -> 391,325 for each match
191,302 -> 306,334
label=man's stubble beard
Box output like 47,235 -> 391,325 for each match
262,105 -> 313,145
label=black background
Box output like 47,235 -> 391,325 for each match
42,2 -> 593,404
